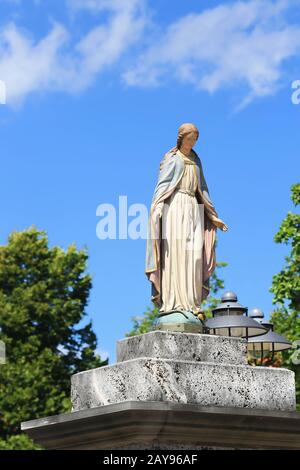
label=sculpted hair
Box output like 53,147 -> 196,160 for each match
160,123 -> 199,170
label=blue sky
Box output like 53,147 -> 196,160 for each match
0,0 -> 299,363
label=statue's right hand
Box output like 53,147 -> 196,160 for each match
155,201 -> 164,219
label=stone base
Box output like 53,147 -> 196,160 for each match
21,401 -> 300,450
117,331 -> 248,364
21,331 -> 298,450
71,357 -> 295,412
154,310 -> 205,333
71,331 -> 295,413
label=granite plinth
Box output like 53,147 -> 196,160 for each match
71,357 -> 295,412
72,336 -> 296,413
117,331 -> 248,364
21,401 -> 300,450
21,331 -> 298,449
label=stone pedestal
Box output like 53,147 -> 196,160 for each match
22,331 -> 299,449
71,331 -> 295,412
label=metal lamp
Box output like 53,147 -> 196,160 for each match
205,291 -> 268,339
247,308 -> 292,364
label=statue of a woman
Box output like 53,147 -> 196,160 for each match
145,123 -> 228,319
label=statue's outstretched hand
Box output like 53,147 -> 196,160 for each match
221,222 -> 229,232
211,216 -> 229,231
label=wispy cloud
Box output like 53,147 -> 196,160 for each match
0,22 -> 69,105
123,0 -> 300,110
68,0 -> 144,13
0,0 -> 299,108
0,0 -> 147,105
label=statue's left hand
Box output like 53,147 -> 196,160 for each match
211,216 -> 228,231
221,222 -> 229,232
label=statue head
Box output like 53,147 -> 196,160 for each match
163,123 -> 200,162
177,123 -> 199,151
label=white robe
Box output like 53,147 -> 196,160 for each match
159,149 -> 204,314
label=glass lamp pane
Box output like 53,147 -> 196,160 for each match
231,327 -> 244,337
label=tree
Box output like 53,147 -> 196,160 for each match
126,243 -> 227,337
0,227 -> 108,449
201,259 -> 228,318
269,183 -> 300,410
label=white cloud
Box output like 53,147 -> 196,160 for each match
68,0 -> 142,13
0,0 -> 299,108
123,0 -> 300,109
0,22 -> 69,105
73,2 -> 146,90
0,0 -> 147,105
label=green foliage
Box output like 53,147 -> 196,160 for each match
125,305 -> 160,338
269,183 -> 300,411
201,258 -> 228,319
0,434 -> 42,450
0,227 -> 109,448
126,242 -> 227,337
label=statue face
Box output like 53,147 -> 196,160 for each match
182,131 -> 198,148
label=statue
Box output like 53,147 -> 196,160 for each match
145,123 -> 228,328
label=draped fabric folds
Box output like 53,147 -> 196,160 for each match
145,149 -> 221,310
